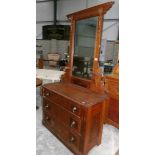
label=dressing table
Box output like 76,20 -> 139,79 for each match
41,2 -> 114,155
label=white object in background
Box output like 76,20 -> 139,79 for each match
36,69 -> 64,84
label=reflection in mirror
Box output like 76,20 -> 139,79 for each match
99,40 -> 119,75
72,17 -> 98,79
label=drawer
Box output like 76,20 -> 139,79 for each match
42,111 -> 80,154
71,77 -> 90,88
43,88 -> 82,117
67,132 -> 80,154
43,111 -> 66,136
42,112 -> 55,129
43,98 -> 82,134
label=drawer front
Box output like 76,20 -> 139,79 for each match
43,98 -> 82,134
42,110 -> 80,154
71,77 -> 90,88
67,132 -> 80,154
42,112 -> 55,129
43,87 -> 81,117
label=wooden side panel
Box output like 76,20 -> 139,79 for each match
79,103 -> 104,155
108,98 -> 119,123
89,113 -> 100,145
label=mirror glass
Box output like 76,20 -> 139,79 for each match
99,39 -> 119,75
72,17 -> 98,79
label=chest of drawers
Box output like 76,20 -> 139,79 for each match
41,82 -> 108,155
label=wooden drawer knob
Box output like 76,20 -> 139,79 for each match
72,106 -> 77,113
70,136 -> 75,143
70,121 -> 76,128
45,116 -> 50,121
45,92 -> 50,96
45,104 -> 49,108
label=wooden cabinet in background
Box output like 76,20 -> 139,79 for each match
104,73 -> 119,128
36,58 -> 43,69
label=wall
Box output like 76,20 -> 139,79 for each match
36,0 -> 119,40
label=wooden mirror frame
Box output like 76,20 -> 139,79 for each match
62,2 -> 114,94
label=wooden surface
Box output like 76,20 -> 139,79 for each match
42,83 -> 108,155
43,83 -> 108,107
67,2 -> 114,20
104,64 -> 119,128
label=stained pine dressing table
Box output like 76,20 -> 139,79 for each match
41,2 -> 114,155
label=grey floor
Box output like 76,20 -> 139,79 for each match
36,87 -> 119,155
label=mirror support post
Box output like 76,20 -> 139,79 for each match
62,18 -> 75,82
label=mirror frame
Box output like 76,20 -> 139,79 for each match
62,2 -> 114,93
